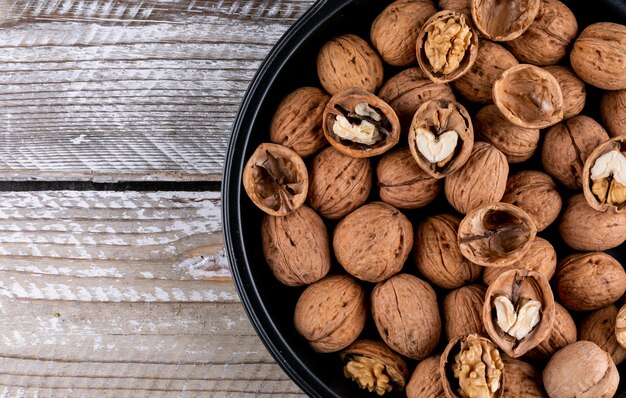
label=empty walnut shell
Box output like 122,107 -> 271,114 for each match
525,302 -> 577,361
582,137 -> 626,213
471,0 -> 540,41
408,100 -> 474,179
243,143 -> 308,216
616,303 -> 626,349
323,88 -> 400,158
416,10 -> 479,84
483,269 -> 555,357
493,64 -> 563,129
443,285 -> 486,341
377,147 -> 442,210
579,305 -> 626,365
334,202 -> 413,283
372,274 -> 441,360
458,202 -> 537,267
601,90 -> 626,138
294,275 -> 367,353
317,34 -> 384,95
406,355 -> 446,398
501,357 -> 546,398
543,65 -> 586,119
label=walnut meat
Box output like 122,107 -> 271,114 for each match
579,305 -> 626,365
501,357 -> 547,398
616,304 -> 626,349
543,65 -> 586,119
471,0 -> 540,41
406,356 -> 446,398
525,302 -> 577,361
582,137 -> 626,213
444,285 -> 486,341
601,90 -> 626,138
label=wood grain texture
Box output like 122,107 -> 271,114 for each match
0,0 -> 316,182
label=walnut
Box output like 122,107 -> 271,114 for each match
444,142 -> 509,214
438,0 -> 471,19
377,147 -> 442,209
323,88 -> 400,158
317,34 -> 384,95
307,146 -> 372,220
601,90 -> 626,138
406,356 -> 446,398
408,100 -> 474,179
334,202 -> 413,283
501,357 -> 546,398
582,137 -> 626,213
294,275 -> 367,353
543,341 -> 619,398
501,171 -> 562,231
616,303 -> 626,349
371,274 -> 441,360
269,87 -> 329,157
471,0 -> 540,41
414,214 -> 482,289
555,252 -> 626,312
474,104 -> 540,163
243,143 -> 308,216
570,22 -> 626,90
444,285 -> 486,341
505,0 -> 578,66
579,305 -> 626,365
371,0 -> 438,66
542,115 -> 609,190
416,10 -> 479,83
525,302 -> 576,361
542,65 -> 586,120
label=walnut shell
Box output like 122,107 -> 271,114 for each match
556,252 -> 626,312
542,66 -> 585,121
317,34 -> 384,95
542,115 -> 609,190
582,137 -> 626,213
377,147 -> 442,209
415,214 -> 482,289
243,143 -> 308,216
444,142 -> 509,214
543,341 -> 619,398
261,205 -> 330,287
269,87 -> 329,157
406,355 -> 446,398
443,285 -> 486,341
474,104 -> 540,163
525,302 -> 577,361
501,357 -> 547,398
505,0 -> 578,66
601,90 -> 626,138
501,171 -> 562,231
616,303 -> 626,349
294,275 -> 367,353
493,64 -> 563,129
570,22 -> 626,90
334,202 -> 413,283
371,0 -> 438,66
438,0 -> 471,19
371,273 -> 441,360
579,304 -> 626,365
471,0 -> 540,41
307,146 -> 372,220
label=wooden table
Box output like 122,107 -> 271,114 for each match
0,1 -> 315,396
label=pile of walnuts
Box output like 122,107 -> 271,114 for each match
242,0 -> 626,396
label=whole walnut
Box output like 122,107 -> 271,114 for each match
371,274 -> 441,360
406,356 -> 446,398
438,0 -> 471,19
443,285 -> 486,341
334,202 -> 413,283
542,116 -> 609,190
307,146 -> 371,220
601,89 -> 626,138
317,34 -> 384,95
543,65 -> 586,119
371,0 -> 437,66
579,305 -> 626,365
501,357 -> 547,398
294,275 -> 367,353
525,302 -> 577,360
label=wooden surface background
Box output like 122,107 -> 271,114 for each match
0,0 -> 316,396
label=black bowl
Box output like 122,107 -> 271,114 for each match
223,1 -> 626,397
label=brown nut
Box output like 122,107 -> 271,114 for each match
616,303 -> 626,349
408,100 -> 474,179
372,274 -> 441,360
294,275 -> 367,353
323,88 -> 400,158
556,252 -> 626,312
525,302 -> 577,361
406,355 -> 446,398
371,0 -> 438,67
579,305 -> 626,366
501,357 -> 547,398
440,334 -> 505,398
334,202 -> 413,283
307,146 -> 372,220
377,147 -> 442,210
452,41 -> 519,104
317,34 -> 384,95
444,142 -> 509,214
570,22 -> 626,90
601,90 -> 626,138
542,65 -> 586,120
505,0 -> 578,66
483,269 -> 555,358
474,104 -> 540,163
415,214 -> 482,289
243,143 -> 308,216
261,205 -> 330,287
501,171 -> 562,231
458,202 -> 537,268
542,115 -> 610,190
416,10 -> 479,83
543,341 -> 619,398
443,285 -> 486,341
340,339 -> 409,395
559,194 -> 626,251
493,64 -> 563,129
269,87 -> 329,157
582,137 -> 626,213
438,0 -> 471,19
471,0 -> 540,41
482,237 -> 556,286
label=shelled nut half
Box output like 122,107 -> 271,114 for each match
471,0 -> 540,42
582,136 -> 626,213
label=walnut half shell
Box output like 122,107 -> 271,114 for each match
582,136 -> 626,213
